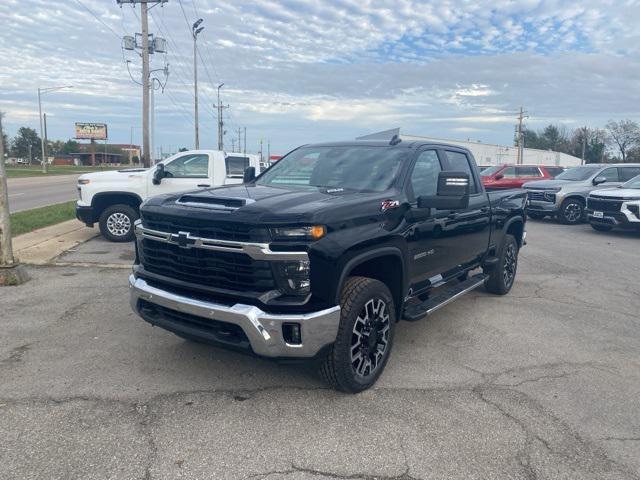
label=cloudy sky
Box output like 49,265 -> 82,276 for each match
1,0 -> 639,156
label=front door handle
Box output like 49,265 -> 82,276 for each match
480,206 -> 490,212
447,212 -> 459,219
197,184 -> 211,188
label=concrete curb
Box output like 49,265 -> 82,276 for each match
13,219 -> 99,265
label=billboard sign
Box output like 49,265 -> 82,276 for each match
75,123 -> 108,140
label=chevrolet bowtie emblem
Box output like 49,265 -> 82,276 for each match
172,231 -> 197,248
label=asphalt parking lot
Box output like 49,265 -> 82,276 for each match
1,220 -> 639,480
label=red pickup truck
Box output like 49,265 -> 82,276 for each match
481,164 -> 564,190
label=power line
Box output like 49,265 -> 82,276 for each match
73,0 -> 123,40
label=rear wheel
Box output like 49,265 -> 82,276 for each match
558,198 -> 584,224
99,204 -> 138,242
484,234 -> 519,295
318,277 -> 396,393
590,223 -> 613,232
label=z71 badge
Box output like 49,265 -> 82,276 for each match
381,199 -> 400,211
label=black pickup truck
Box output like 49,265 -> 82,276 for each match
130,138 -> 527,392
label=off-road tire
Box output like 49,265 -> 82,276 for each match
318,277 -> 396,393
590,223 -> 613,232
558,198 -> 584,225
484,234 -> 519,295
99,204 -> 139,242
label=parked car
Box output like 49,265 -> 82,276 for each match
76,150 -> 261,242
129,139 -> 527,392
586,174 -> 640,231
481,164 -> 565,190
523,163 -> 640,224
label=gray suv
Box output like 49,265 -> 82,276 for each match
523,163 -> 640,224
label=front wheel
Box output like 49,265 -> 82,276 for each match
590,223 -> 613,232
558,198 -> 584,224
484,234 -> 519,295
99,204 -> 139,242
318,277 -> 396,393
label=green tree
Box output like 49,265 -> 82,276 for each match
62,139 -> 80,154
2,131 -> 8,156
11,127 -> 41,161
521,124 -> 570,152
178,147 -> 188,152
569,128 -> 607,164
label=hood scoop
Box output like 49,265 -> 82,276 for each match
177,194 -> 255,211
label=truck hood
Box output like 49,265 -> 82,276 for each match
142,183 -> 393,225
590,188 -> 640,199
78,168 -> 149,183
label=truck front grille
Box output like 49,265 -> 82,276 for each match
587,198 -> 622,212
139,238 -> 277,293
527,191 -> 554,202
141,212 -> 266,242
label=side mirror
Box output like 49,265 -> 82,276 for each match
417,171 -> 471,210
152,163 -> 165,185
495,173 -> 504,180
593,176 -> 607,185
243,166 -> 256,183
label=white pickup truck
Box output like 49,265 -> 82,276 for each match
76,150 -> 261,241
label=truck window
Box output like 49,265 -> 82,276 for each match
164,154 -> 209,178
257,146 -> 407,192
620,167 -> 640,182
501,167 -> 517,178
516,167 -> 542,177
410,150 -> 441,198
599,167 -> 619,182
545,167 -> 564,177
226,156 -> 250,178
445,151 -> 478,193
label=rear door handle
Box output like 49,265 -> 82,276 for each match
197,184 -> 210,188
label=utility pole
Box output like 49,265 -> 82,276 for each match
43,113 -> 48,167
37,88 -> 46,173
192,19 -> 204,149
267,140 -> 270,163
243,127 -> 247,154
129,126 -> 134,164
231,139 -> 236,152
214,83 -> 229,150
259,138 -> 263,163
0,111 -> 29,285
515,106 -> 528,165
237,128 -> 242,154
581,126 -> 587,165
140,1 -> 151,167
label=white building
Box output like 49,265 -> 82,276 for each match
357,129 -> 582,167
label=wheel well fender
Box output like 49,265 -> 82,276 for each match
562,195 -> 586,205
335,247 -> 406,318
92,192 -> 143,218
504,217 -> 525,248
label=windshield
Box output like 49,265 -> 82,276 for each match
622,174 -> 640,189
480,166 -> 502,177
256,145 -> 408,192
556,166 -> 601,181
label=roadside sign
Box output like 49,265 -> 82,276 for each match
75,123 -> 108,140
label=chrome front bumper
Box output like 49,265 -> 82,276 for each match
129,275 -> 341,358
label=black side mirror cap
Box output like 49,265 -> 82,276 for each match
152,163 -> 165,185
417,171 -> 471,210
243,166 -> 256,183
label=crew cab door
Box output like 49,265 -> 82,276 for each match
149,152 -> 212,197
441,149 -> 491,269
405,149 -> 456,290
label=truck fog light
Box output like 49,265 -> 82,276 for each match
544,192 -> 556,202
283,323 -> 302,345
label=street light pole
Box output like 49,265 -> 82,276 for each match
37,85 -> 72,173
192,19 -> 204,150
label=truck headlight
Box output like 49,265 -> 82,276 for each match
271,226 -> 325,241
274,260 -> 311,296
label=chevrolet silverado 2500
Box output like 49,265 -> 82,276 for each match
129,138 -> 527,392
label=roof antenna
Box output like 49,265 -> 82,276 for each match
389,134 -> 402,145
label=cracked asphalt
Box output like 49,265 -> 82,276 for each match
1,220 -> 639,479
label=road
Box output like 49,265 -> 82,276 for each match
1,220 -> 639,479
6,174 -> 80,212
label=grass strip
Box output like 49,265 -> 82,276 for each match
10,201 -> 77,237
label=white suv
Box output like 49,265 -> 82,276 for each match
587,174 -> 640,232
76,150 -> 261,241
